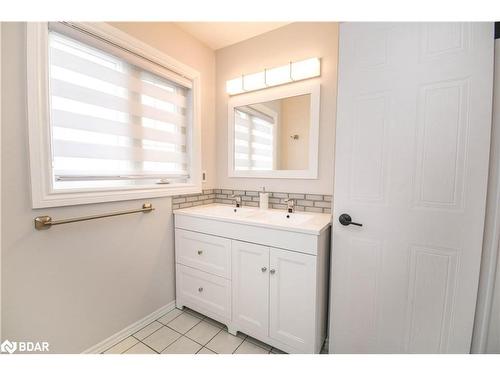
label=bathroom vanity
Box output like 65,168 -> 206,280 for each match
173,204 -> 331,354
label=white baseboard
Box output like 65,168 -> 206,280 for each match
83,300 -> 176,354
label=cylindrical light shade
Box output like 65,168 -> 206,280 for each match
226,77 -> 244,95
265,64 -> 292,86
291,58 -> 321,81
243,71 -> 266,91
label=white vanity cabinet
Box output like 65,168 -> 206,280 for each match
232,241 -> 318,352
232,241 -> 270,338
174,204 -> 331,354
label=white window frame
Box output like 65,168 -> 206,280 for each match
228,80 -> 320,179
26,22 -> 202,208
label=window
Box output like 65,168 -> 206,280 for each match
234,105 -> 276,171
27,22 -> 201,208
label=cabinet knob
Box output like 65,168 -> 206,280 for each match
197,250 -> 203,255
261,267 -> 267,272
270,269 -> 276,274
198,287 -> 203,292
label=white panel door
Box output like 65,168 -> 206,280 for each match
269,247 -> 316,352
232,240 -> 269,337
331,23 -> 494,353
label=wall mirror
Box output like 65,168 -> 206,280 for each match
228,81 -> 320,179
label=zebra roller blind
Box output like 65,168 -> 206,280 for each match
48,24 -> 192,189
234,105 -> 275,171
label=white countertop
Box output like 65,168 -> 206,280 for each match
174,203 -> 332,235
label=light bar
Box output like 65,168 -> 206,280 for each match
226,57 -> 321,95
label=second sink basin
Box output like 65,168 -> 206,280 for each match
249,210 -> 313,226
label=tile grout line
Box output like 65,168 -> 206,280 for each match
230,335 -> 248,354
150,312 -> 204,353
136,340 -> 161,354
109,308 -> 283,354
140,310 -> 221,353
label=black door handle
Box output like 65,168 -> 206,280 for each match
339,214 -> 362,227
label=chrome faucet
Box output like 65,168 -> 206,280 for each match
284,199 -> 295,213
231,194 -> 242,208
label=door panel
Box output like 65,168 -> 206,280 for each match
232,240 -> 269,337
331,23 -> 494,353
269,247 -> 316,352
405,246 -> 459,353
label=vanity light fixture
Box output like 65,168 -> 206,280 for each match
226,57 -> 321,95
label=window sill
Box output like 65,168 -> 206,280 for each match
32,184 -> 202,208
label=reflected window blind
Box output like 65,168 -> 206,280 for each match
48,28 -> 191,189
234,107 -> 274,171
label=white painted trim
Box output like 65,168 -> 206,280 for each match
472,38 -> 500,354
26,22 -> 202,208
82,300 -> 176,354
227,80 -> 321,179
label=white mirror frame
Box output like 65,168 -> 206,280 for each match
227,80 -> 320,179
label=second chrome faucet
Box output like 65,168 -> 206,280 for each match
230,194 -> 242,208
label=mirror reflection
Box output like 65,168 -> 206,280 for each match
233,94 -> 311,171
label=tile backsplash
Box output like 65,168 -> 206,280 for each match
172,189 -> 216,209
172,189 -> 332,214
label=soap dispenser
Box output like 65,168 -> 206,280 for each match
259,186 -> 269,210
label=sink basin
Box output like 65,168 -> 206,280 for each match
248,210 -> 313,226
183,204 -> 258,218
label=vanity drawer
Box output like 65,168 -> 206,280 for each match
175,229 -> 231,278
176,264 -> 231,320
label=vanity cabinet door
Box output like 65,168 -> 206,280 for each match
232,240 -> 270,337
269,248 -> 316,352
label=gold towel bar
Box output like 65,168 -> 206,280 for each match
34,203 -> 154,230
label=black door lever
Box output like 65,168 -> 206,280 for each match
339,213 -> 362,227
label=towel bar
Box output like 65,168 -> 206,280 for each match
34,203 -> 154,230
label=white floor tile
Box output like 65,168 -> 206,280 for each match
234,340 -> 270,354
185,320 -> 221,346
197,347 -> 217,354
205,330 -> 244,354
244,336 -> 272,351
183,307 -> 206,320
161,336 -> 202,354
103,336 -> 139,354
167,312 -> 201,334
203,317 -> 226,330
142,326 -> 181,353
123,342 -> 157,354
133,321 -> 163,341
157,308 -> 183,325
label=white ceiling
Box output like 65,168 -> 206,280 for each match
174,22 -> 291,50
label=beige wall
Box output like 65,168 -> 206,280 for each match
216,22 -> 338,194
1,22 -> 215,353
280,95 -> 310,170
